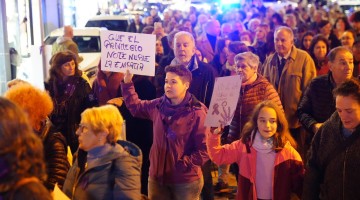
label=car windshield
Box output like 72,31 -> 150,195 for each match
44,36 -> 101,53
85,20 -> 128,32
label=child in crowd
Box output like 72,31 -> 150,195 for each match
207,100 -> 304,200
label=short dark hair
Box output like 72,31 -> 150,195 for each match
327,46 -> 352,62
333,78 -> 360,104
318,20 -> 330,28
215,38 -> 229,55
164,65 -> 192,84
228,41 -> 249,54
142,26 -> 154,34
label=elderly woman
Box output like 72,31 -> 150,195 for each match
62,105 -> 142,200
0,97 -> 52,200
227,51 -> 283,142
5,83 -> 70,191
46,50 -> 94,154
121,65 -> 209,200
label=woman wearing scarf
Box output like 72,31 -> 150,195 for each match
121,65 -> 209,200
207,100 -> 304,200
46,50 -> 93,154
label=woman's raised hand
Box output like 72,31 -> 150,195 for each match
123,70 -> 133,83
210,123 -> 224,135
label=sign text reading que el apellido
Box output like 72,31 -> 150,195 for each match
103,33 -> 151,71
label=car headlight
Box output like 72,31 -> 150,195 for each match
85,66 -> 98,79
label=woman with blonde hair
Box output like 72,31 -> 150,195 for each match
0,97 -> 52,200
5,83 -> 70,190
207,100 -> 304,200
63,105 -> 142,200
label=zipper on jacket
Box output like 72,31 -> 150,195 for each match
342,148 -> 349,200
72,167 -> 82,198
71,161 -> 109,198
204,82 -> 209,104
239,87 -> 245,137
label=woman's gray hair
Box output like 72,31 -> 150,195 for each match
234,52 -> 260,70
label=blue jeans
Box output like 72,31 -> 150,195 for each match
148,177 -> 204,200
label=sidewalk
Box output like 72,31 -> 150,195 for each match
212,164 -> 237,200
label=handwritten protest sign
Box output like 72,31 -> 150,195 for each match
100,30 -> 156,76
205,75 -> 242,127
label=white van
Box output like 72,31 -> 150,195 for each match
44,27 -> 103,81
85,15 -> 130,32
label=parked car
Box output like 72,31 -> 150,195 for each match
85,15 -> 130,32
43,27 -> 103,82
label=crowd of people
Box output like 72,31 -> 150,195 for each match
1,1 -> 360,199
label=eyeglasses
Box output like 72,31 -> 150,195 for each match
77,124 -> 90,134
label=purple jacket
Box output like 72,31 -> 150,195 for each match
121,82 -> 209,184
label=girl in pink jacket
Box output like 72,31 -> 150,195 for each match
207,100 -> 304,200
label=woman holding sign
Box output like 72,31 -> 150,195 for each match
207,100 -> 304,200
121,65 -> 209,200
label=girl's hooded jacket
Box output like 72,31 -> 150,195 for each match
207,133 -> 304,200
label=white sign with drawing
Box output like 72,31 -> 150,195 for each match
100,30 -> 156,76
205,75 -> 242,127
